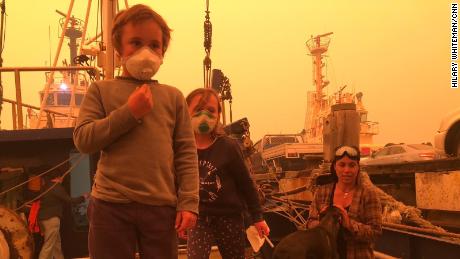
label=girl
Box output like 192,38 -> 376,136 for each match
185,88 -> 270,259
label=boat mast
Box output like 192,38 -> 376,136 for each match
307,32 -> 332,111
304,32 -> 333,142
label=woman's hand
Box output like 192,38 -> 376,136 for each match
254,220 -> 270,238
334,205 -> 351,230
306,219 -> 320,229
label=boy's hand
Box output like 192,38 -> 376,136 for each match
127,84 -> 153,119
175,211 -> 197,234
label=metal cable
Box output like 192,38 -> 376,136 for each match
0,156 -> 76,197
14,154 -> 85,211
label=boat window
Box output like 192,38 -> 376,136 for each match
408,144 -> 433,150
264,136 -> 299,149
75,94 -> 84,106
253,140 -> 262,152
40,93 -> 55,105
69,152 -> 91,230
57,93 -> 71,105
360,113 -> 368,122
374,147 -> 390,157
390,146 -> 405,155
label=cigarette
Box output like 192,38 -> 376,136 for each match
264,236 -> 274,248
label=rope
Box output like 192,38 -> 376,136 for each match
0,156 -> 76,198
360,172 -> 448,234
263,165 -> 309,227
14,154 -> 85,212
383,222 -> 460,241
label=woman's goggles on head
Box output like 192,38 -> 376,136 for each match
335,145 -> 360,159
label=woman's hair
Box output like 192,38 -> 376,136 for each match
329,145 -> 361,182
186,88 -> 225,137
112,4 -> 172,55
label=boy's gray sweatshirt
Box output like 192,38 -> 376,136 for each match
73,78 -> 199,213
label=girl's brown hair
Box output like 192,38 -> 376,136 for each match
186,88 -> 225,137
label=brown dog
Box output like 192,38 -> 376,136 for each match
272,206 -> 342,259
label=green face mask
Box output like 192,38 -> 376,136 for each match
191,110 -> 217,135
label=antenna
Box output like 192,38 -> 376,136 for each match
49,25 -> 52,66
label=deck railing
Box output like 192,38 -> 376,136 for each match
0,66 -> 99,129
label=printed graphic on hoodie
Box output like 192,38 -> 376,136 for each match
199,159 -> 222,202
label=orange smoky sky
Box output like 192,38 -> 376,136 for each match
1,0 -> 458,146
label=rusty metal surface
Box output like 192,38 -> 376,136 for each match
383,222 -> 460,240
278,176 -> 313,201
376,226 -> 460,259
0,206 -> 33,259
0,127 -> 73,142
363,158 -> 460,175
415,171 -> 460,211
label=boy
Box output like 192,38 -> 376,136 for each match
73,4 -> 199,259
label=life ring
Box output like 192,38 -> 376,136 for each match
0,229 -> 10,259
0,206 -> 34,259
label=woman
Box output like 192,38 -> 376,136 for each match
307,145 -> 382,259
185,88 -> 270,259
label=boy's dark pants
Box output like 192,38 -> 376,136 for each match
88,197 -> 178,259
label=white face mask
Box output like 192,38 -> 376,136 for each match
122,47 -> 163,80
191,110 -> 217,135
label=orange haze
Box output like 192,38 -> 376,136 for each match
1,0 -> 458,146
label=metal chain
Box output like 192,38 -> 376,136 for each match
203,0 -> 212,88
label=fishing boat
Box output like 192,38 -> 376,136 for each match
303,32 -> 379,157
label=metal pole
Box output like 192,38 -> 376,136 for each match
85,32 -> 102,46
102,0 -> 117,79
78,0 -> 93,54
67,72 -> 77,126
0,0 -> 5,128
3,98 -> 77,118
0,0 -> 4,83
0,66 -> 97,72
14,70 -> 23,129
11,102 -> 16,130
221,99 -> 226,126
383,222 -> 460,240
229,101 -> 232,123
